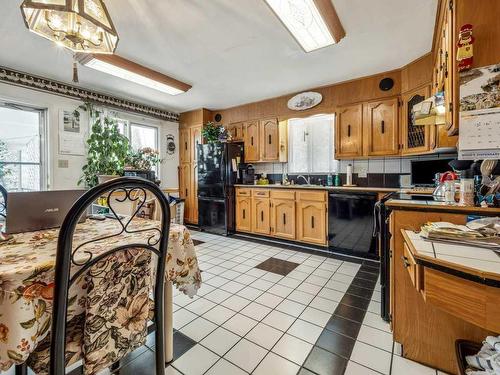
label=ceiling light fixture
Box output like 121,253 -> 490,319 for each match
76,54 -> 192,95
20,0 -> 118,54
263,0 -> 345,52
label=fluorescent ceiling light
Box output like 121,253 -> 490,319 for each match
77,54 -> 191,95
264,0 -> 345,52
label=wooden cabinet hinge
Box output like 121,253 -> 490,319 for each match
389,249 -> 393,258
449,102 -> 453,113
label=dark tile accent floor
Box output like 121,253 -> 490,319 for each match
192,239 -> 205,246
300,264 -> 379,375
254,257 -> 300,276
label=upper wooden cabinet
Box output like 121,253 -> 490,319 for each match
227,122 -> 244,141
244,120 -> 260,162
335,104 -> 363,158
401,85 -> 433,155
364,98 -> 400,156
261,118 -> 279,161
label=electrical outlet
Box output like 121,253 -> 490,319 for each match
58,159 -> 69,168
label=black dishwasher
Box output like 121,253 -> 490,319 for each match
328,192 -> 378,259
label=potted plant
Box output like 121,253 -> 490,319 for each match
124,147 -> 163,183
202,122 -> 231,143
79,115 -> 130,188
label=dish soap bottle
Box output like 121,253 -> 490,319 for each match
334,173 -> 341,186
327,174 -> 333,186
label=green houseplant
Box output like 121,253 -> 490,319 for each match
202,121 -> 230,143
79,114 -> 130,188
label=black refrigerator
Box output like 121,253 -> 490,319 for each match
197,142 -> 244,235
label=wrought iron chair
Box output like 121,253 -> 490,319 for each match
0,184 -> 7,219
19,177 -> 170,375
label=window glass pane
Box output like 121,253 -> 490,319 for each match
288,118 -> 309,173
309,115 -> 333,173
130,124 -> 157,151
0,106 -> 42,191
114,118 -> 128,135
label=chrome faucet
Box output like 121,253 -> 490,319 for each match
297,175 -> 311,185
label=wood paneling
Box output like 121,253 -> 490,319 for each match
401,53 -> 433,93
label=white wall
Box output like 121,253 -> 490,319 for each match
0,82 -> 179,190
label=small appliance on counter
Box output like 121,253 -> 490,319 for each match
411,158 -> 454,186
197,142 -> 244,235
241,164 -> 255,185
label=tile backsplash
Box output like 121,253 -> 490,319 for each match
250,154 -> 458,188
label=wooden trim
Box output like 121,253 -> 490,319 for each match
77,54 -> 192,93
312,0 -> 346,43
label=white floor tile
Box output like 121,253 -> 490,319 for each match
220,280 -> 246,294
262,310 -> 296,332
272,333 -> 313,365
267,284 -> 294,298
309,296 -> 338,314
345,361 -> 381,375
252,278 -> 274,291
275,299 -> 307,317
287,290 -> 315,305
318,287 -> 345,302
223,313 -> 259,336
305,274 -> 329,286
225,339 -> 268,373
236,274 -> 258,285
173,308 -> 197,330
261,272 -> 283,283
287,319 -> 323,344
357,324 -> 393,353
204,288 -> 232,304
196,284 -> 216,297
278,277 -> 302,289
184,298 -> 217,315
296,282 -> 322,295
200,327 -> 241,356
255,292 -> 284,309
245,322 -> 283,349
350,341 -> 391,375
240,301 -> 272,321
173,344 -> 220,375
203,304 -> 236,325
205,359 -> 248,375
253,352 -> 300,375
362,311 -> 391,333
391,355 -> 436,375
180,317 -> 218,341
221,295 -> 251,312
165,365 -> 183,375
206,276 -> 230,288
367,300 -> 381,314
237,285 -> 263,300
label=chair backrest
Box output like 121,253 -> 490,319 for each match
50,177 -> 171,375
0,184 -> 6,219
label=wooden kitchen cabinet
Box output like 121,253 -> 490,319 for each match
244,120 -> 260,162
364,98 -> 399,156
260,118 -> 279,161
179,128 -> 190,162
236,195 -> 252,232
252,197 -> 271,235
179,163 -> 191,201
297,200 -> 327,245
271,199 -> 295,240
401,85 -> 433,155
335,104 -> 363,158
227,122 -> 244,141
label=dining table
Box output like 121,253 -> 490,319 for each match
0,218 -> 202,372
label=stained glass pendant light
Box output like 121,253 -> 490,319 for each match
20,0 -> 119,54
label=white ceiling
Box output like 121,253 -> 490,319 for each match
0,0 -> 438,114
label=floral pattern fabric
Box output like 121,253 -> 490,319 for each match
0,219 -> 201,371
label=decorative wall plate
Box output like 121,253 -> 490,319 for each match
287,91 -> 323,111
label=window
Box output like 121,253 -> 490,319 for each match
0,103 -> 47,191
288,114 -> 336,174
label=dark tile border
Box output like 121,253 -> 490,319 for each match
301,265 -> 379,375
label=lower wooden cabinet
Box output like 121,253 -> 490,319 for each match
297,200 -> 327,245
271,199 -> 295,240
235,188 -> 327,246
252,197 -> 271,235
236,196 -> 252,232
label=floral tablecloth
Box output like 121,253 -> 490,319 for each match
0,219 -> 201,371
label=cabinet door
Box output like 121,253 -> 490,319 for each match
272,199 -> 295,240
236,196 -> 252,232
190,126 -> 202,163
252,197 -> 270,235
297,201 -> 327,245
179,128 -> 190,163
260,118 -> 279,161
244,121 -> 260,162
190,126 -> 202,224
179,163 -> 191,221
443,2 -> 455,132
335,104 -> 363,158
228,122 -> 244,141
364,98 -> 399,156
401,86 -> 432,155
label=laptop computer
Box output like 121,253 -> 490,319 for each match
5,190 -> 87,234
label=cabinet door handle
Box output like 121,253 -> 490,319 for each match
381,120 -> 385,134
185,188 -> 188,196
283,213 -> 286,225
347,124 -> 351,137
185,142 -> 188,150
401,256 -> 410,268
251,136 -> 254,146
268,134 -> 272,144
243,209 -> 246,219
261,211 -> 264,222
311,216 -> 315,229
